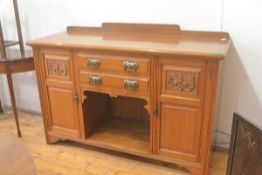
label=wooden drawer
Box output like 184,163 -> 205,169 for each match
79,71 -> 150,95
75,52 -> 150,75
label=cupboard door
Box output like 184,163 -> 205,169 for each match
47,86 -> 80,138
158,103 -> 203,162
41,49 -> 81,139
156,57 -> 206,163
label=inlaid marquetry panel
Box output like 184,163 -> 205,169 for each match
228,114 -> 262,175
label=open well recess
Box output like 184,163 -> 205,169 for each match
82,91 -> 150,153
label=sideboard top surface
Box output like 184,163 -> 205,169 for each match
27,23 -> 231,60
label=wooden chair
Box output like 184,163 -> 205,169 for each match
0,0 -> 35,137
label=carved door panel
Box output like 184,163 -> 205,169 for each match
156,57 -> 206,163
41,49 -> 81,139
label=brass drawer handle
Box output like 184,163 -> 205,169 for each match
123,61 -> 138,72
89,75 -> 102,85
87,58 -> 101,69
124,80 -> 138,91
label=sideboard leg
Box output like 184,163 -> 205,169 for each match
47,135 -> 60,144
188,167 -> 205,175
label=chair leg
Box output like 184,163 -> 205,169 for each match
6,73 -> 22,137
0,100 -> 3,113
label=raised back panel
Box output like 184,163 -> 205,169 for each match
102,23 -> 181,35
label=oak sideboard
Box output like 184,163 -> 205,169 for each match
28,23 -> 231,175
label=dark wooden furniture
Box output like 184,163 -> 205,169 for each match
227,113 -> 262,175
0,132 -> 36,175
27,23 -> 231,175
0,0 -> 34,137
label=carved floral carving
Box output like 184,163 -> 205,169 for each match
166,71 -> 197,93
47,60 -> 68,77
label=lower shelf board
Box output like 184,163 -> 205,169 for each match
86,117 -> 150,154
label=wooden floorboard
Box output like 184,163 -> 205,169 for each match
0,112 -> 228,175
